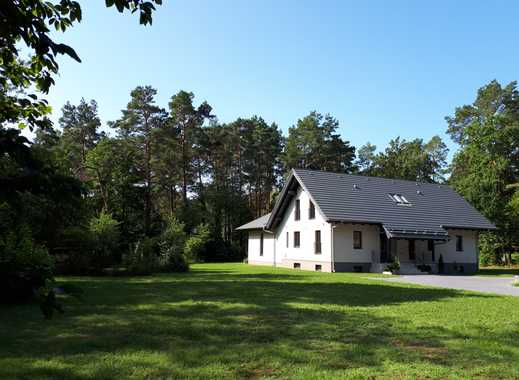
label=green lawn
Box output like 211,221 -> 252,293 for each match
2,264 -> 519,380
478,266 -> 519,277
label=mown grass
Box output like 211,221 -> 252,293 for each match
478,266 -> 519,277
1,263 -> 519,379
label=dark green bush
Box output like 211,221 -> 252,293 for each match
158,217 -> 190,272
184,223 -> 210,262
438,254 -> 445,274
0,225 -> 54,303
125,237 -> 160,275
55,226 -> 96,274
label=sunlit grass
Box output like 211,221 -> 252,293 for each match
478,266 -> 519,277
1,263 -> 519,379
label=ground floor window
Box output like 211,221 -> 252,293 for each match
293,263 -> 301,269
315,264 -> 322,271
294,231 -> 300,248
260,232 -> 264,256
315,230 -> 321,254
456,235 -> 463,251
353,231 -> 362,249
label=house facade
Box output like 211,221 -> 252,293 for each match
237,169 -> 496,274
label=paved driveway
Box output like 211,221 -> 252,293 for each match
378,275 -> 519,297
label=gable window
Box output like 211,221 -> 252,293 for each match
309,201 -> 315,219
315,230 -> 321,254
389,193 -> 411,206
456,235 -> 463,252
353,231 -> 362,249
260,232 -> 264,256
295,199 -> 301,221
409,239 -> 416,260
294,231 -> 300,248
286,231 -> 289,248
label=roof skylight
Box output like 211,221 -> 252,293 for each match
389,193 -> 411,206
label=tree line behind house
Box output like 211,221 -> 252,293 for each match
2,81 -> 519,300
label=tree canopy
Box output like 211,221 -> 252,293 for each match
447,80 -> 519,263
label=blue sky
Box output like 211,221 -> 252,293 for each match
38,0 -> 519,159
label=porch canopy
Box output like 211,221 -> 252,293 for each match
382,224 -> 449,241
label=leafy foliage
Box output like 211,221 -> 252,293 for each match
184,223 -> 211,262
447,80 -> 519,262
357,136 -> 448,182
1,0 -> 161,131
89,212 -> 120,269
283,111 -> 355,172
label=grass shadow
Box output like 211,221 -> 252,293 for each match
1,264 -> 519,379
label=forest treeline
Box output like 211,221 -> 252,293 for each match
24,86 -> 453,263
3,79 -> 519,278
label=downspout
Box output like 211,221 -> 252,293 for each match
330,223 -> 337,272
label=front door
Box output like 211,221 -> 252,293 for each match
409,239 -> 416,261
380,233 -> 388,262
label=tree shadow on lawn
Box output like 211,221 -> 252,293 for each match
2,272 -> 519,379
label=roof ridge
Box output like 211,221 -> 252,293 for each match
293,168 -> 450,187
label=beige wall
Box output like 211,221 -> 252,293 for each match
437,229 -> 478,264
278,258 -> 333,272
333,224 -> 380,263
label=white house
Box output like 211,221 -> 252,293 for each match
237,169 -> 496,274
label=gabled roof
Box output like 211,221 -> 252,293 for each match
236,213 -> 271,230
263,169 -> 496,239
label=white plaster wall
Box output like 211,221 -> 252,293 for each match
333,224 -> 380,263
274,186 -> 332,266
436,229 -> 478,264
247,230 -> 275,264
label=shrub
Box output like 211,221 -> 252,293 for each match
479,232 -> 503,266
438,254 -> 445,274
89,212 -> 120,269
159,217 -> 189,272
125,237 -> 160,275
198,238 -> 242,262
184,223 -> 210,262
55,226 -> 96,274
384,255 -> 400,274
0,225 -> 54,303
167,250 -> 189,272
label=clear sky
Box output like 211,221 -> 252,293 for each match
38,0 -> 519,159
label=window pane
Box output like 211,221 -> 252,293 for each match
353,231 -> 362,249
456,235 -> 463,251
294,231 -> 300,247
309,201 -> 315,219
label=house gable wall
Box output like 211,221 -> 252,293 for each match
274,186 -> 332,271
